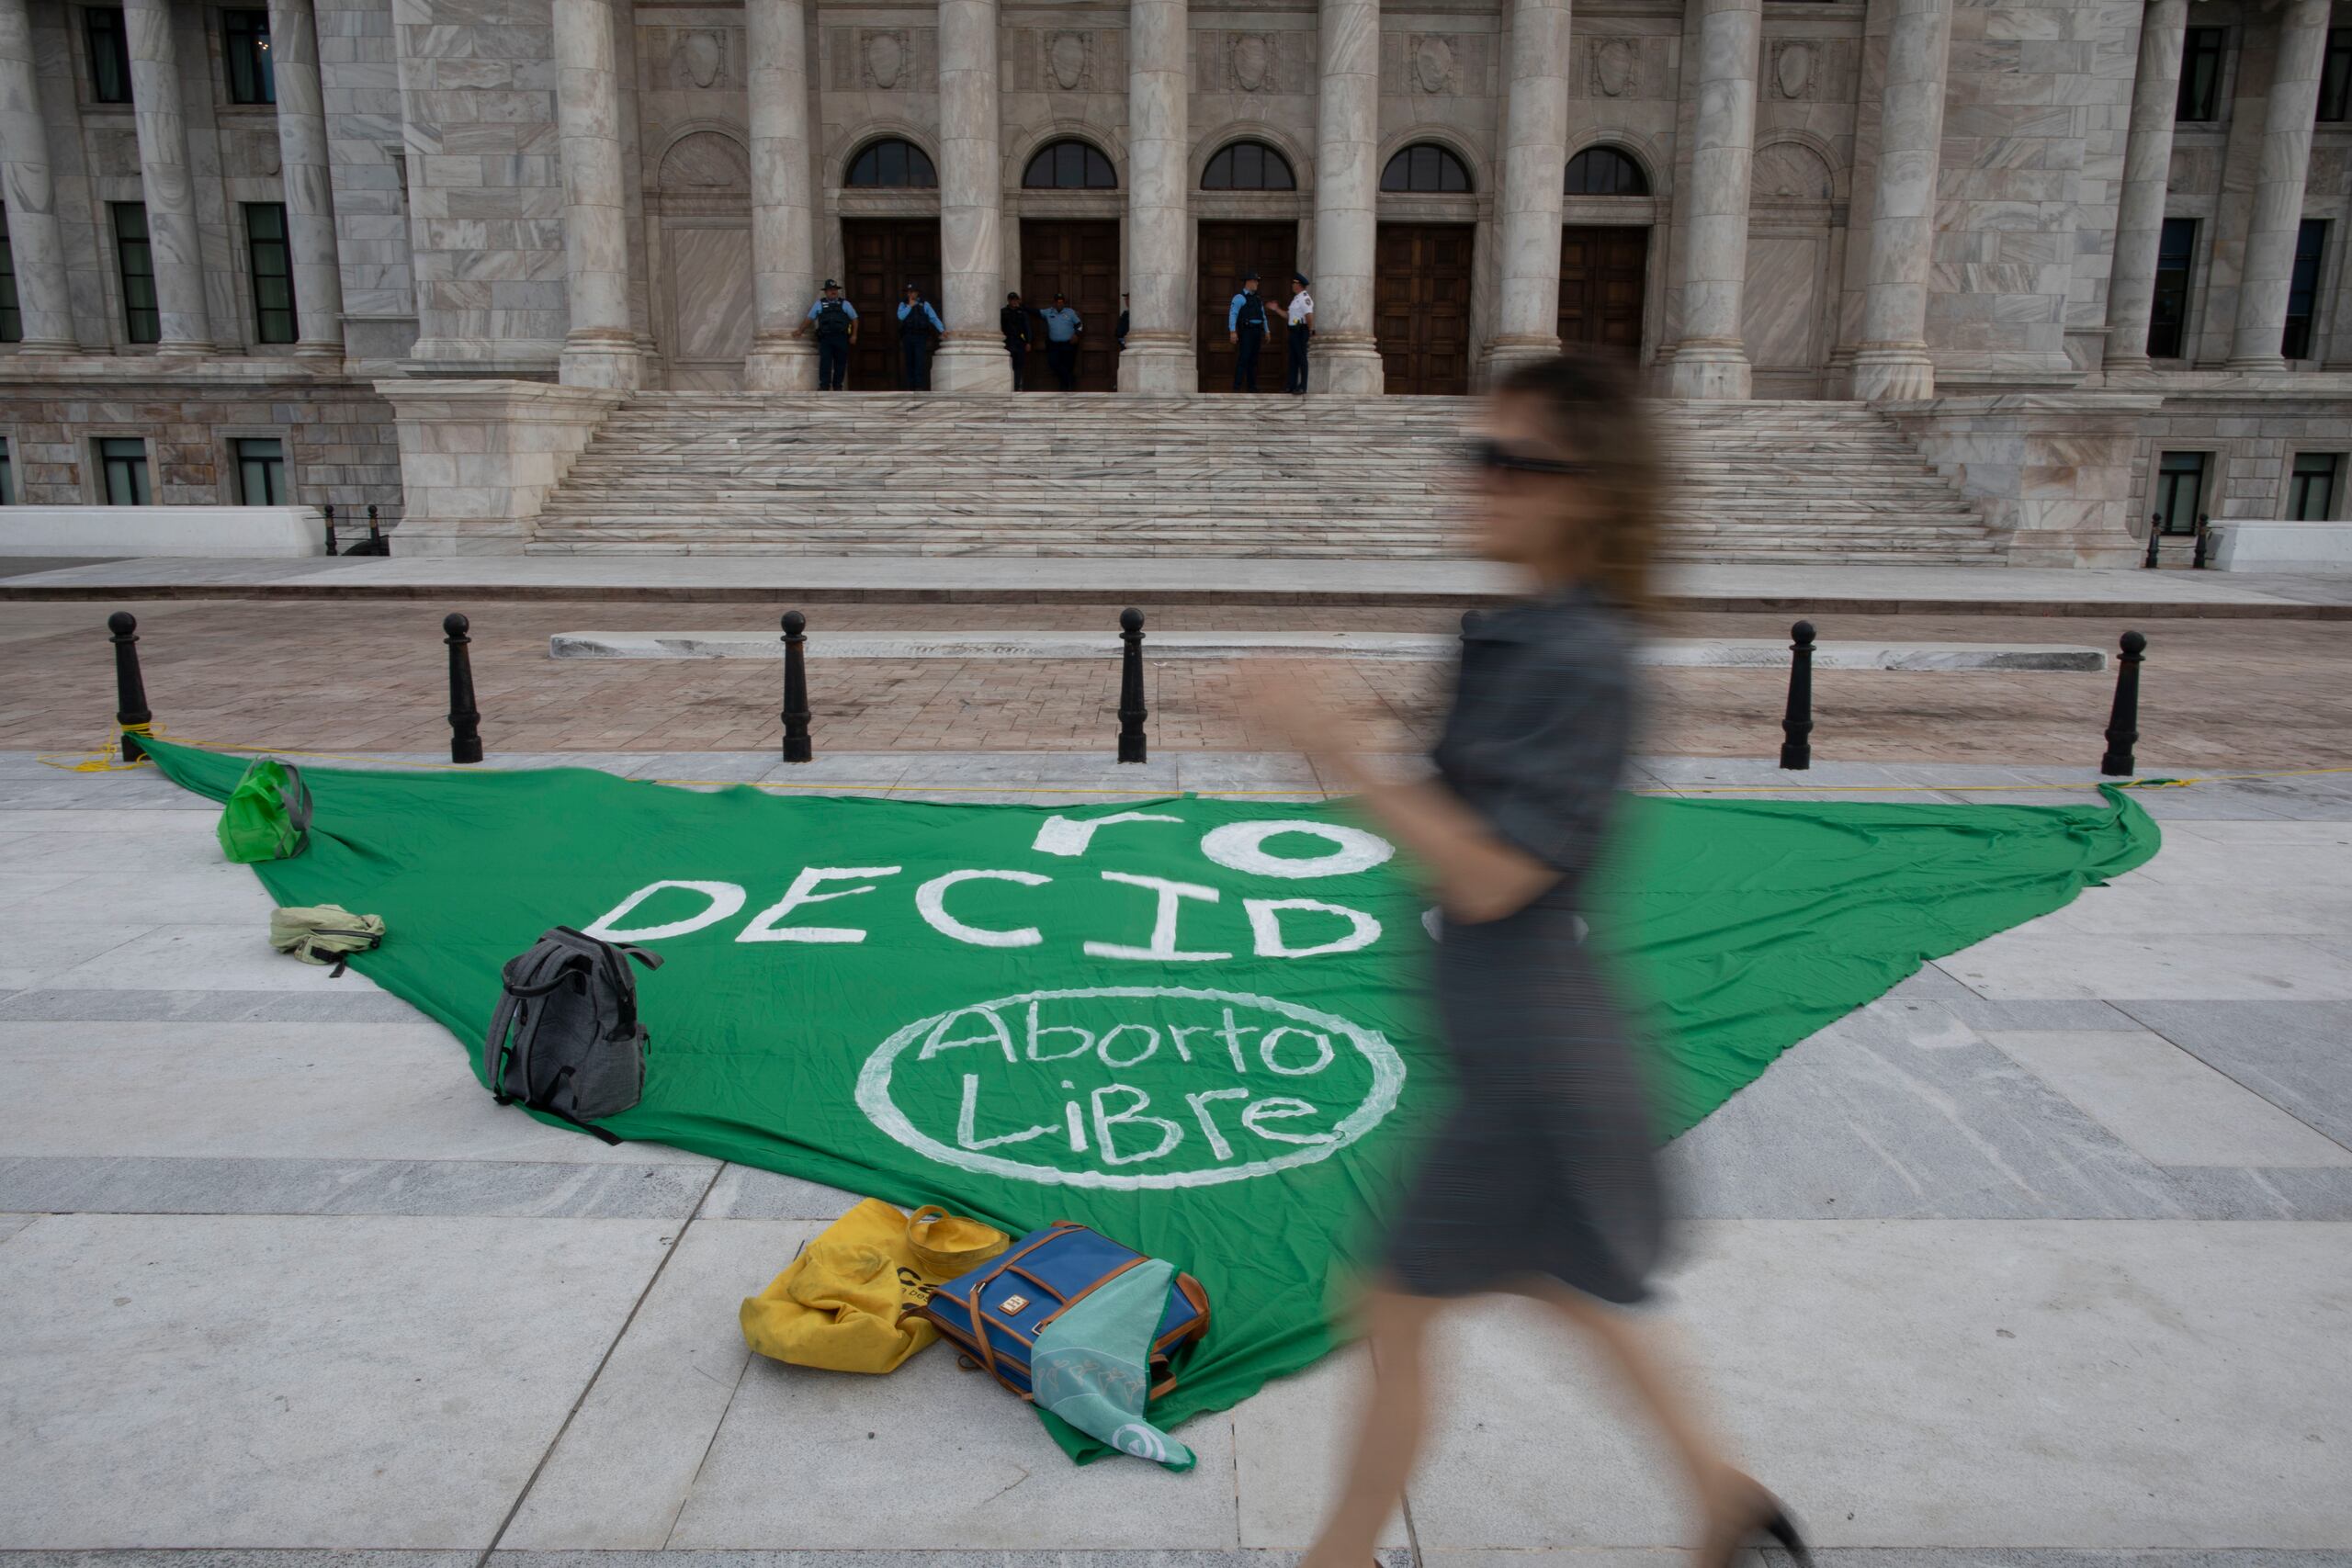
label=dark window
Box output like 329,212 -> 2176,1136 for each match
98,436 -> 150,506
112,202 -> 159,344
1022,140 -> 1116,189
2177,28 -> 2226,121
86,7 -> 130,103
1381,143 -> 1472,193
2320,29 -> 2350,121
0,211 -> 19,343
2147,217 -> 2196,359
0,438 -> 13,506
2282,219 -> 2326,360
1201,141 -> 1295,190
2154,450 -> 2207,536
244,202 -> 298,344
2289,453 -> 2341,519
1564,146 -> 1650,197
235,436 -> 286,504
845,139 -> 937,188
223,8 -> 274,105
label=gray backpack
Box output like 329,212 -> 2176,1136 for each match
483,926 -> 662,1144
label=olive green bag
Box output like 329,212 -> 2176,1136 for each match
217,758 -> 313,863
268,904 -> 386,977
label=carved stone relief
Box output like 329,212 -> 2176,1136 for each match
1770,40 -> 1817,101
657,130 -> 751,192
1229,32 -> 1274,93
1409,35 -> 1456,94
1569,36 -> 1662,99
1752,141 -> 1834,200
673,29 -> 726,90
1592,38 -> 1637,97
863,29 -> 910,90
1046,30 -> 1091,92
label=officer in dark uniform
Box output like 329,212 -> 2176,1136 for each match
1227,270 -> 1270,393
896,283 -> 944,391
1001,291 -> 1032,390
800,279 -> 858,391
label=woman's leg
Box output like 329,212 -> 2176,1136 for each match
1300,1283 -> 1442,1568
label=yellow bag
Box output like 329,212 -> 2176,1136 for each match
739,1199 -> 1010,1374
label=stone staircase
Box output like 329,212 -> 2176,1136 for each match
528,393 -> 2005,564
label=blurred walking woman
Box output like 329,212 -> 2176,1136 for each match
1274,355 -> 1807,1568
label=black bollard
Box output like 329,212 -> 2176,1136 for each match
2143,514 -> 2163,570
322,502 -> 340,556
107,611 -> 153,761
1778,619 -> 1815,771
366,503 -> 388,556
780,610 -> 813,762
2192,517 -> 2211,570
444,612 -> 484,764
2099,630 -> 2146,777
1116,606 -> 1148,764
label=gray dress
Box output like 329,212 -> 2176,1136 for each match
1385,584 -> 1671,1305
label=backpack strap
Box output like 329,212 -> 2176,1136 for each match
278,763 -> 314,854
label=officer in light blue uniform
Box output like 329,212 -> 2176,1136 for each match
896,283 -> 944,391
1038,293 -> 1084,390
1227,270 -> 1271,393
801,279 -> 858,390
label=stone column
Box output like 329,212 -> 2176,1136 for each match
2104,0 -> 2187,372
552,0 -> 639,388
265,0 -> 344,360
1849,0 -> 1951,401
2225,0 -> 2330,371
1118,0 -> 1191,392
123,0 -> 211,350
932,0 -> 1012,390
1312,0 -> 1383,394
1486,0 -> 1572,379
742,0 -> 818,389
0,0 -> 73,352
1667,0 -> 1760,400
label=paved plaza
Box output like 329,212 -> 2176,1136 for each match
1,738 -> 2348,1562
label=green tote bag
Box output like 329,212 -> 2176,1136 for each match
217,758 -> 314,863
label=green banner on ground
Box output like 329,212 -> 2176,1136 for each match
144,739 -> 2157,1461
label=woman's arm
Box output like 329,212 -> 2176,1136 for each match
1313,750 -> 1561,925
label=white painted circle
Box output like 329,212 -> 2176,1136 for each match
1199,819 -> 1396,880
855,986 -> 1406,1190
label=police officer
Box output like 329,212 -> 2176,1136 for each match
1001,291 -> 1032,390
1283,273 -> 1315,395
896,282 -> 944,391
1038,292 -> 1084,390
1227,270 -> 1270,393
800,279 -> 858,391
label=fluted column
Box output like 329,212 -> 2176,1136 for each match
742,0 -> 817,389
123,0 -> 211,350
1118,0 -> 1190,392
1849,0 -> 1951,401
552,0 -> 639,387
1487,0 -> 1572,379
265,0 -> 344,360
2104,0 -> 2187,372
1667,0 -> 1760,399
2226,0 -> 2329,371
0,0 -> 73,352
932,0 -> 1011,390
1312,0 -> 1382,394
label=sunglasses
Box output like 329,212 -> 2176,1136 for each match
1461,439 -> 1589,478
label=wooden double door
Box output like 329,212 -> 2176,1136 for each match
841,218 -> 940,390
1557,226 -> 1648,361
1374,224 -> 1475,395
1195,221 -> 1297,392
1020,219 -> 1121,390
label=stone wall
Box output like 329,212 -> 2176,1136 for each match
319,0 -> 419,367
2122,383 -> 2352,523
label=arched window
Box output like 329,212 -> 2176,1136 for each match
1023,139 -> 1118,189
1564,146 -> 1649,197
845,139 -> 937,188
1202,140 -> 1296,191
1380,142 -> 1472,193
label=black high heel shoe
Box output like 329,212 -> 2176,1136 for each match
1701,1483 -> 1812,1568
1756,1501 -> 1813,1568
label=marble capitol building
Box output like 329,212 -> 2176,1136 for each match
0,0 -> 2346,561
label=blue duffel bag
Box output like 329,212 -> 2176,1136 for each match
911,1220 -> 1211,1398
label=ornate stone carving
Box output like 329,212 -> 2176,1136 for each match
862,29 -> 909,90
1770,40 -> 1816,100
1752,141 -> 1834,200
1592,38 -> 1636,97
657,130 -> 750,192
1229,32 -> 1274,93
674,29 -> 726,90
1409,34 -> 1456,94
1046,30 -> 1091,91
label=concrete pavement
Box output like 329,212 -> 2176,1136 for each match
1,750 -> 2348,1562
